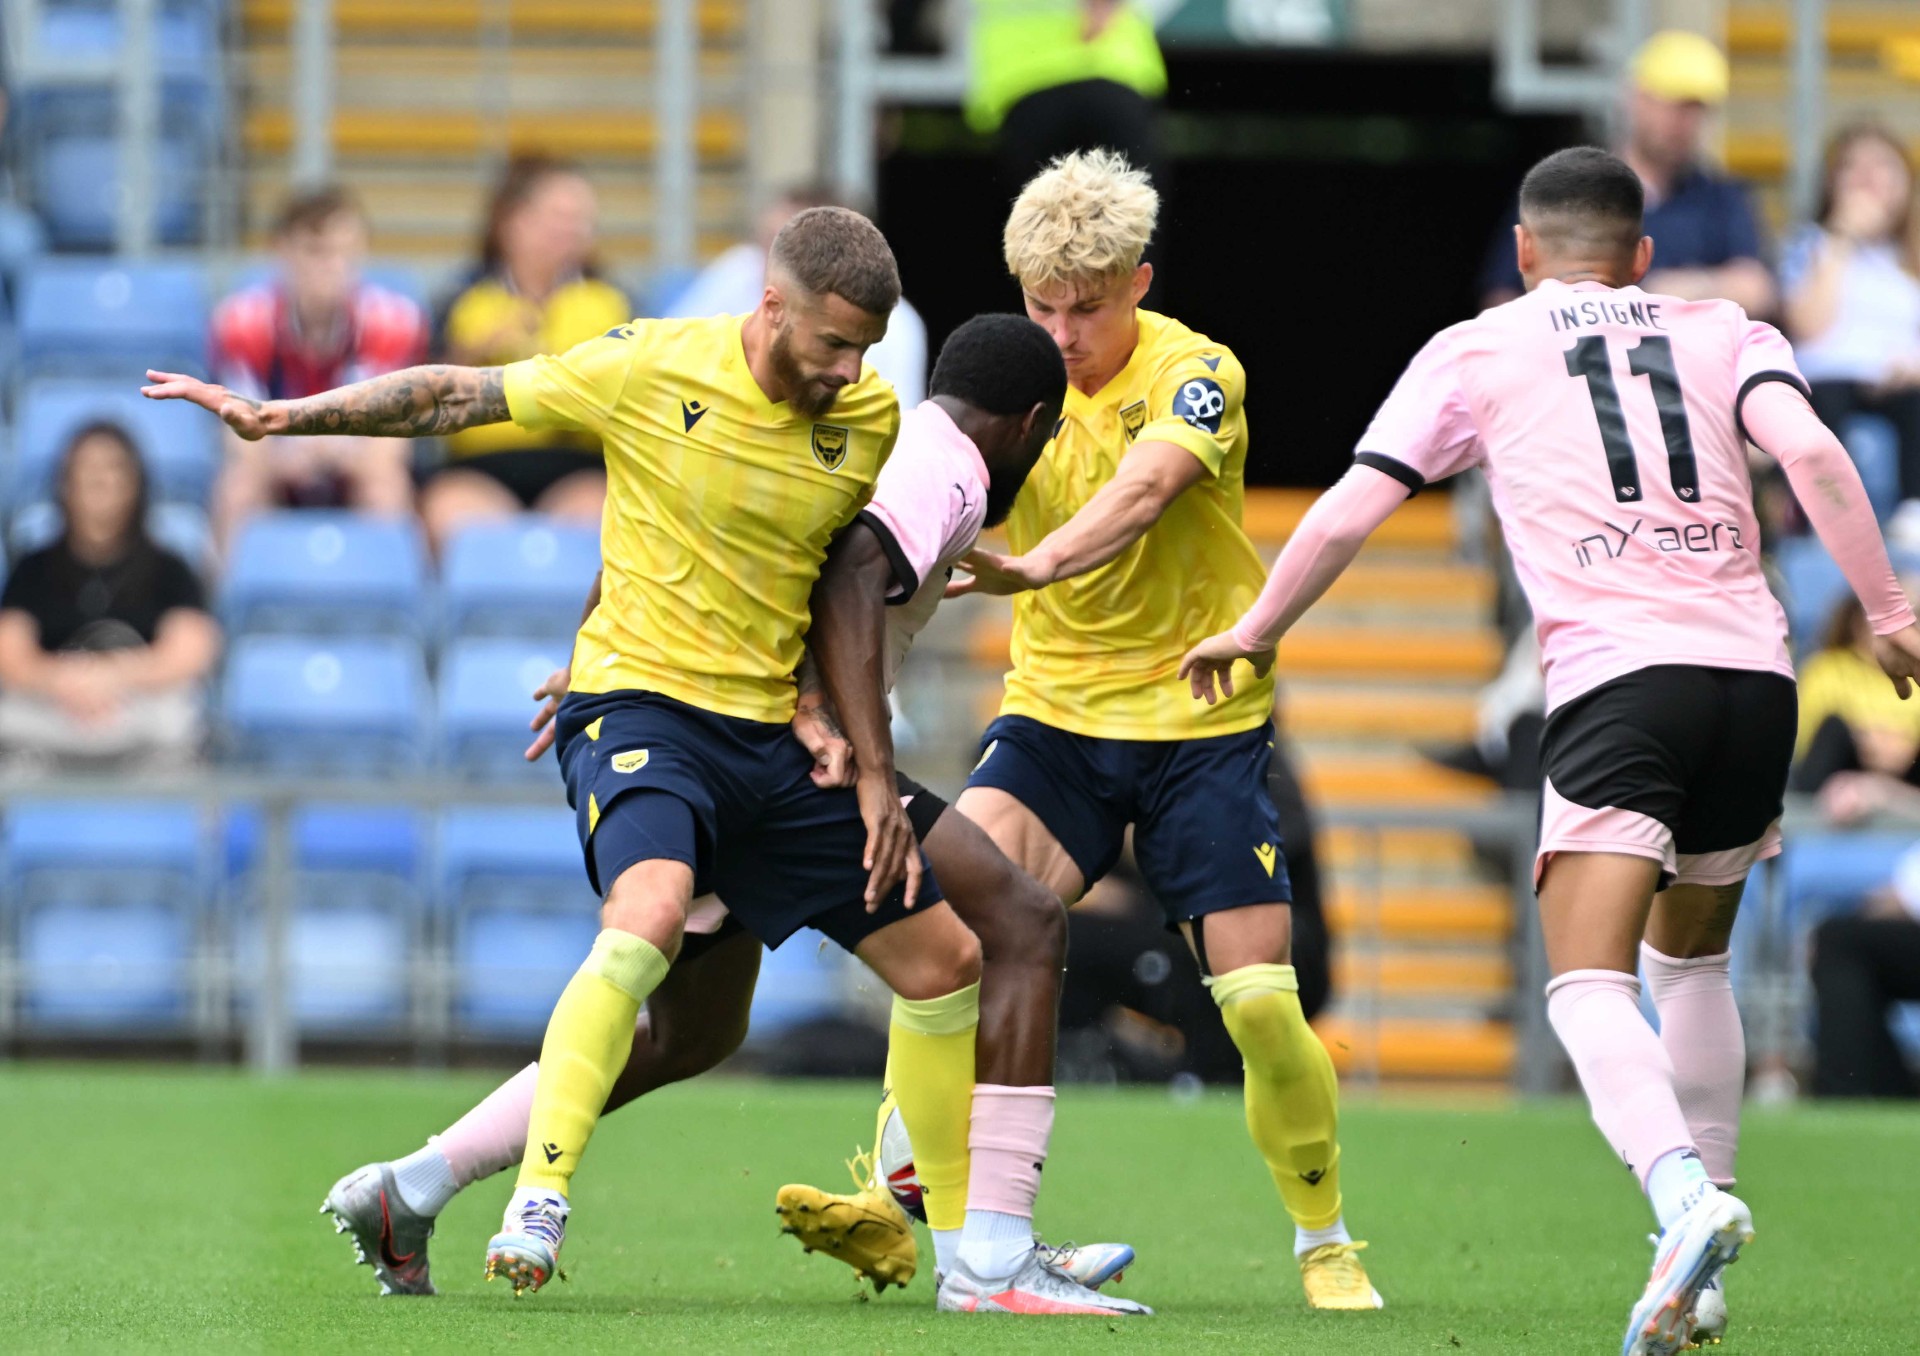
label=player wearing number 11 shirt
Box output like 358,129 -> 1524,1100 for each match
1183,147 -> 1920,1356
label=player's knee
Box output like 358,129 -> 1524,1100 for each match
600,874 -> 690,958
989,876 -> 1066,971
890,926 -> 983,1001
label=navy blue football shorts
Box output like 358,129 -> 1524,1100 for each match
555,689 -> 944,952
964,713 -> 1291,922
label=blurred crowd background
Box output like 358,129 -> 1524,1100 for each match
1,0 -> 1919,1105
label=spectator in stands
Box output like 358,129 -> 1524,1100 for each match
1478,31 -> 1774,317
0,424 -> 219,770
1809,845 -> 1920,1098
1795,591 -> 1920,811
1781,124 -> 1920,506
420,156 -> 630,553
665,183 -> 929,407
209,186 -> 427,549
968,1 -> 1166,200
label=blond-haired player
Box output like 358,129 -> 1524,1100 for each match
781,150 -> 1382,1312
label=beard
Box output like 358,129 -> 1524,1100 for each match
770,326 -> 840,419
982,475 -> 1024,529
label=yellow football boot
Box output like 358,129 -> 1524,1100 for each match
775,1151 -> 919,1293
1299,1240 -> 1384,1310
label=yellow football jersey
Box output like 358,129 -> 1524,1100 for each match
443,273 -> 633,458
504,314 -> 901,724
1000,309 -> 1273,740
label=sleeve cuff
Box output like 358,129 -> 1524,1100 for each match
854,510 -> 918,603
1871,604 -> 1918,637
502,358 -> 547,430
1733,369 -> 1813,447
1354,452 -> 1425,496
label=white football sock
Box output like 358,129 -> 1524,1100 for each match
931,1227 -> 961,1278
957,1209 -> 1034,1280
1645,1148 -> 1715,1231
391,1143 -> 459,1217
1295,1216 -> 1352,1259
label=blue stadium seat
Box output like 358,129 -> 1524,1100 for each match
221,513 -> 428,636
16,261 -> 208,381
1775,538 -> 1920,653
1779,832 -> 1913,933
1840,415 -> 1901,523
4,799 -> 208,1032
440,518 -> 599,641
224,804 -> 422,1030
438,638 -> 573,781
13,381 -> 219,506
220,635 -> 430,774
440,806 -> 595,1036
19,901 -> 193,1029
31,132 -> 208,251
9,502 -> 211,572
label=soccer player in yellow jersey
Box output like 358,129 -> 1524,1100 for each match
787,150 -> 1384,1311
141,208 -> 988,1300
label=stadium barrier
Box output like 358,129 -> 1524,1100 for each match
0,776 -> 1856,1090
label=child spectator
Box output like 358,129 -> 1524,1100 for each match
209,186 -> 427,547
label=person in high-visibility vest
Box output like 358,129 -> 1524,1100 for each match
967,0 -> 1167,194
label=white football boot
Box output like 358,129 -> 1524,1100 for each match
484,1189 -> 569,1296
937,1247 -> 1152,1315
320,1162 -> 436,1296
1689,1275 -> 1728,1346
1622,1190 -> 1752,1356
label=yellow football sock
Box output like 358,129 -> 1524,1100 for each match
517,928 -> 671,1196
1211,963 -> 1343,1230
886,982 -> 979,1232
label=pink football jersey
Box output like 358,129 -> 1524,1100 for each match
1360,279 -> 1802,711
858,399 -> 991,689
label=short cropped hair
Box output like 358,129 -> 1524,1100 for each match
1004,149 -> 1158,294
275,184 -> 364,238
769,206 -> 901,318
930,313 -> 1068,417
1519,147 -> 1645,253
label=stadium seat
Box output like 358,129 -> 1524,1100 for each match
224,804 -> 422,1029
16,261 -> 208,380
12,381 -> 219,506
4,799 -> 209,1032
1775,537 -> 1920,653
439,517 -> 599,641
220,635 -> 431,774
221,513 -> 428,637
438,638 -> 573,780
1779,832 -> 1913,933
30,131 -> 208,251
747,930 -> 856,1037
19,901 -> 194,1029
439,805 -> 595,1036
1840,414 -> 1901,523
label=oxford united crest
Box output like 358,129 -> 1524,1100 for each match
811,423 -> 850,471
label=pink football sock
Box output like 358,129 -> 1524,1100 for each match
1546,970 -> 1697,1188
1640,944 -> 1744,1187
433,1062 -> 538,1188
965,1084 -> 1055,1219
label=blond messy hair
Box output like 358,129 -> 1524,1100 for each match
1004,149 -> 1158,295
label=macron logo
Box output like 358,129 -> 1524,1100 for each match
682,398 -> 708,432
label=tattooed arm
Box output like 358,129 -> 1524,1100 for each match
141,365 -> 509,441
792,648 -> 855,788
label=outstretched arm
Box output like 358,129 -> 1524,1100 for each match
810,519 -> 920,911
142,364 -> 508,441
1745,380 -> 1920,694
1179,465 -> 1410,703
947,440 -> 1204,596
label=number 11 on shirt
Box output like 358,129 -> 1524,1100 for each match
1564,334 -> 1702,505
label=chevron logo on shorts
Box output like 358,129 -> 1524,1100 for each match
611,749 -> 649,774
1253,843 -> 1278,877
972,739 -> 998,772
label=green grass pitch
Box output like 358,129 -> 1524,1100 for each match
5,1066 -> 1917,1352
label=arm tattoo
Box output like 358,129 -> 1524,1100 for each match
796,649 -> 825,700
278,365 -> 509,438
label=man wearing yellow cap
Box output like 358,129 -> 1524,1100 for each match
1480,30 -> 1775,317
